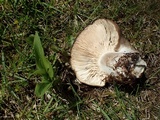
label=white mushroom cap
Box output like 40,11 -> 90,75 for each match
70,19 -> 147,87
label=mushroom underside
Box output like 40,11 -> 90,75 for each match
70,19 -> 147,87
75,53 -> 146,86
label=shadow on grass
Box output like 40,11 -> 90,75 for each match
114,74 -> 147,95
54,68 -> 147,111
53,56 -> 148,116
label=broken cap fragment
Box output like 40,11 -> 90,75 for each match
70,19 -> 147,87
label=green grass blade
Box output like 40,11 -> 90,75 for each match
33,32 -> 53,79
33,32 -> 45,69
93,101 -> 111,120
42,57 -> 54,79
100,108 -> 111,120
35,81 -> 52,97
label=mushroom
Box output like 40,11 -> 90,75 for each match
70,19 -> 147,87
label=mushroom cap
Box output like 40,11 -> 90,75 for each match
70,19 -> 147,87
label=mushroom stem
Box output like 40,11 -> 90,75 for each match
98,52 -> 124,75
98,52 -> 147,79
132,57 -> 147,78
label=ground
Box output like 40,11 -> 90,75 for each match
0,0 -> 160,119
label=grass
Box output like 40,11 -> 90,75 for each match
0,0 -> 160,119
